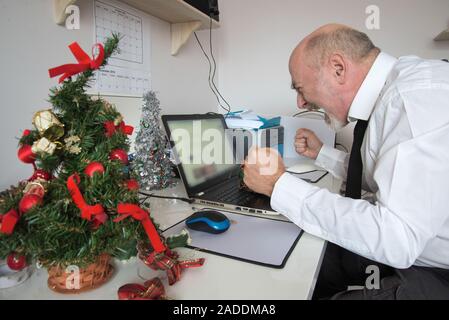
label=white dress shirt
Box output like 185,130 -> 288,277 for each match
271,52 -> 449,269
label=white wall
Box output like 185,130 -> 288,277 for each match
217,0 -> 449,150
2,0 -> 449,190
0,0 -> 217,189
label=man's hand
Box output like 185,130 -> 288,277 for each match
243,147 -> 286,197
295,128 -> 323,160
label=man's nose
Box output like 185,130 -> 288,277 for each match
297,94 -> 308,109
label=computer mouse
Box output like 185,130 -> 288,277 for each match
185,210 -> 230,234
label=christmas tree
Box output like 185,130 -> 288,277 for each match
132,91 -> 176,191
0,36 -> 202,293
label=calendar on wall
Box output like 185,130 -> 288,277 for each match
91,0 -> 151,97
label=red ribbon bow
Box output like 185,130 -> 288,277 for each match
66,174 -> 107,228
0,209 -> 20,235
114,204 -> 166,253
143,248 -> 205,285
118,277 -> 167,300
49,42 -> 105,83
115,204 -> 205,285
104,121 -> 134,138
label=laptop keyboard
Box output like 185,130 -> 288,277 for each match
211,183 -> 254,205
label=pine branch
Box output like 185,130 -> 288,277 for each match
49,34 -> 120,113
2,35 -> 172,268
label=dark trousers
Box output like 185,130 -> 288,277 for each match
312,243 -> 449,300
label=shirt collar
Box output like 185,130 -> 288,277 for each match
347,52 -> 398,122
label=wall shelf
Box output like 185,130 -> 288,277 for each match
53,0 -> 220,55
53,0 -> 77,25
121,0 -> 220,55
434,29 -> 449,41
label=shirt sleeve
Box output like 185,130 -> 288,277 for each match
314,145 -> 349,181
271,120 -> 449,269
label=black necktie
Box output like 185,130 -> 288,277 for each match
345,120 -> 369,199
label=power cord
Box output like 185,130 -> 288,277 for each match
193,17 -> 232,116
193,32 -> 228,114
286,171 -> 329,184
139,192 -> 195,204
335,143 -> 349,153
208,16 -> 232,113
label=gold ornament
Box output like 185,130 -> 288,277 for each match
32,137 -> 57,155
103,101 -> 114,111
114,115 -> 123,126
67,145 -> 82,155
32,110 -> 65,140
64,135 -> 82,155
99,100 -> 117,116
64,135 -> 80,145
23,179 -> 47,195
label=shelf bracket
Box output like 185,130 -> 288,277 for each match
435,29 -> 449,41
53,0 -> 77,25
171,21 -> 202,56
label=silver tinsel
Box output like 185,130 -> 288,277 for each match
132,91 -> 176,190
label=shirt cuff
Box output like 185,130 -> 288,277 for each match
270,172 -> 314,221
315,144 -> 344,169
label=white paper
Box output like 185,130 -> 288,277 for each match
225,118 -> 264,129
91,0 -> 151,97
281,116 -> 336,161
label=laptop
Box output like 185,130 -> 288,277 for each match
161,114 -> 285,219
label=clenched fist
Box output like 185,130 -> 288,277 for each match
243,147 -> 286,197
295,128 -> 323,160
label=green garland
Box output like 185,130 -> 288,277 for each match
0,35 -> 149,268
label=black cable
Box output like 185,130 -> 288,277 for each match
193,16 -> 233,116
336,143 -> 349,153
193,32 -> 226,113
286,171 -> 329,184
139,192 -> 194,204
208,16 -> 232,114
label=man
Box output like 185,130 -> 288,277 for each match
243,24 -> 449,299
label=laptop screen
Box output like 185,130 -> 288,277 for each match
164,116 -> 237,189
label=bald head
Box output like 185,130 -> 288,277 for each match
291,24 -> 379,69
289,24 -> 380,129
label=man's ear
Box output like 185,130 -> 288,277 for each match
329,53 -> 346,84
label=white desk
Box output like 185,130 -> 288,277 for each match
0,175 -> 341,300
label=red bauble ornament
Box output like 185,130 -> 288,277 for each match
109,149 -> 129,165
7,252 -> 27,271
28,169 -> 52,182
19,194 -> 43,214
126,179 -> 139,191
84,162 -> 105,177
17,145 -> 36,164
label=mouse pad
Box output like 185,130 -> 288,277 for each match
162,210 -> 303,269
